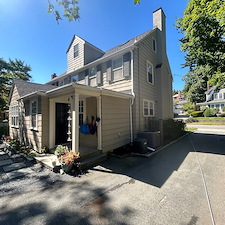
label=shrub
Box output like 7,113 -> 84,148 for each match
218,113 -> 225,117
0,126 -> 9,138
163,119 -> 186,144
190,111 -> 203,117
186,118 -> 199,123
193,105 -> 200,111
183,102 -> 195,112
203,108 -> 218,117
200,106 -> 207,112
222,106 -> 225,112
54,145 -> 68,156
187,110 -> 194,115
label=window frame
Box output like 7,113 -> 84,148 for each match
11,105 -> 19,128
147,60 -> 154,85
143,99 -> 154,117
79,99 -> 86,126
74,44 -> 79,58
30,98 -> 38,130
89,67 -> 97,78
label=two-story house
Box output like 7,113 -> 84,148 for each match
198,86 -> 225,112
8,8 -> 173,156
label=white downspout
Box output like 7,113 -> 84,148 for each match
130,50 -> 135,143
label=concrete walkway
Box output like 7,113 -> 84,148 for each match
186,124 -> 225,134
0,144 -> 34,182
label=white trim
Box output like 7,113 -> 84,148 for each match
79,99 -> 86,125
10,104 -> 19,128
112,56 -> 123,81
146,60 -> 154,85
143,99 -> 154,117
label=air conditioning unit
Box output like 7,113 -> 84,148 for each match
132,138 -> 148,154
137,131 -> 161,148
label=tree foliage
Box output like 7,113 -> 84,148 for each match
177,0 -> 225,103
48,0 -> 141,23
0,58 -> 31,110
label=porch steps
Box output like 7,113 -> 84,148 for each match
79,153 -> 107,170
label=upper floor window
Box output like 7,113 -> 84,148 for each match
152,38 -> 157,52
147,61 -> 154,84
72,75 -> 79,82
112,57 -> 123,81
89,67 -> 97,77
30,99 -> 38,130
143,99 -> 154,117
214,93 -> 218,99
219,93 -> 223,99
74,44 -> 79,58
11,105 -> 19,127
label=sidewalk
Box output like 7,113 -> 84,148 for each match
186,124 -> 225,134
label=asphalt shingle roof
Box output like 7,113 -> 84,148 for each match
13,79 -> 57,98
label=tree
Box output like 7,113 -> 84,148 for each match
0,58 -> 31,110
48,0 -> 141,22
177,0 -> 225,103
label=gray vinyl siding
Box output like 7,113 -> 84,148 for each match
101,96 -> 130,152
84,43 -> 104,65
79,97 -> 98,148
67,38 -> 85,73
132,30 -> 160,136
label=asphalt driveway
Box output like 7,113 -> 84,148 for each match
0,131 -> 225,225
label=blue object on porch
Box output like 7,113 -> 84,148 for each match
80,124 -> 90,134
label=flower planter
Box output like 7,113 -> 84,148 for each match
61,163 -> 73,173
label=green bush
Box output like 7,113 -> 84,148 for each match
0,126 -> 9,138
190,111 -> 203,117
186,118 -> 199,123
163,119 -> 186,144
200,106 -> 207,112
218,113 -> 225,117
187,110 -> 194,115
193,105 -> 200,111
222,106 -> 225,112
203,108 -> 218,117
183,102 -> 195,112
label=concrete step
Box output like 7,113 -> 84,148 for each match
80,153 -> 107,170
3,162 -> 27,173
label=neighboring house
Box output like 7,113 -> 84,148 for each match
8,8 -> 173,156
198,86 -> 225,112
173,90 -> 187,114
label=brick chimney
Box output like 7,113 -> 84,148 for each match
51,73 -> 57,80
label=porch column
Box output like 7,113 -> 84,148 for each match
49,99 -> 56,149
72,93 -> 79,153
97,96 -> 102,150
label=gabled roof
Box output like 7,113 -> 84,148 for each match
9,79 -> 57,102
49,28 -> 155,83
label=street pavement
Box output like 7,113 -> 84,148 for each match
0,130 -> 225,225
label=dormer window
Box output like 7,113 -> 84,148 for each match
74,44 -> 79,58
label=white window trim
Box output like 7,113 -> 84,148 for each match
89,67 -> 97,78
146,60 -> 154,85
30,98 -> 38,130
11,105 -> 19,128
143,99 -> 155,117
152,38 -> 157,53
79,99 -> 86,126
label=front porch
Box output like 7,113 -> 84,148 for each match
48,85 -> 103,158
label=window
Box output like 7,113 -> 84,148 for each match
89,67 -> 97,77
79,100 -> 86,126
11,105 -> 19,127
74,44 -> 79,58
143,99 -> 154,117
219,93 -> 223,99
30,99 -> 38,129
152,38 -> 157,52
112,57 -> 123,70
147,61 -> 154,84
214,93 -> 218,99
112,57 -> 123,80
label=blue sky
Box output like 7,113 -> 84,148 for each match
0,0 -> 188,91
